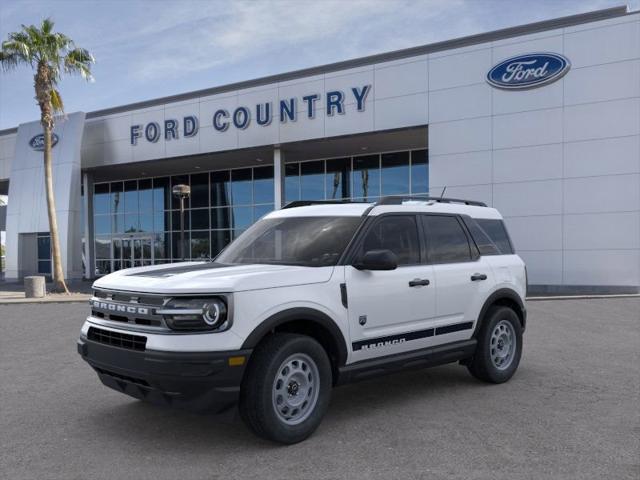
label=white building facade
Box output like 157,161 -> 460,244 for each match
0,6 -> 638,294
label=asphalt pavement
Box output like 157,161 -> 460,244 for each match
0,298 -> 638,480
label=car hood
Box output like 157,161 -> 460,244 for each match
92,262 -> 334,294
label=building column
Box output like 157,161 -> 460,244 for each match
83,172 -> 95,279
273,147 -> 286,209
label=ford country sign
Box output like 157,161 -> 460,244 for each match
487,53 -> 570,90
29,133 -> 59,151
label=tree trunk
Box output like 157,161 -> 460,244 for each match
36,63 -> 68,294
43,122 -> 69,293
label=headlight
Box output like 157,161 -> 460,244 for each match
157,297 -> 229,331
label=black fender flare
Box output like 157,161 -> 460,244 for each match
241,307 -> 349,366
473,288 -> 527,337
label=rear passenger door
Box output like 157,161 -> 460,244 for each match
421,214 -> 494,339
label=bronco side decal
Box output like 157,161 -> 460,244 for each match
352,321 -> 473,351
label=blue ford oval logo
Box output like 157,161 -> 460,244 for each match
487,53 -> 570,90
29,133 -> 59,151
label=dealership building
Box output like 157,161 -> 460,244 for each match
0,5 -> 638,293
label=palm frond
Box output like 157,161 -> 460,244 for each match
50,88 -> 64,113
64,47 -> 94,81
0,51 -> 20,70
41,18 -> 54,35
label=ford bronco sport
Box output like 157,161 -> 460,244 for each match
78,196 -> 526,444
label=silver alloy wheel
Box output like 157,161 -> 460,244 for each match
272,353 -> 320,426
490,320 -> 517,370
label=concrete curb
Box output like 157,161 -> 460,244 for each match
527,294 -> 640,301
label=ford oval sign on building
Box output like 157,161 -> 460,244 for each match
487,53 -> 570,90
29,133 -> 59,151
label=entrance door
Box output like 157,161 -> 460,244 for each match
112,235 -> 153,271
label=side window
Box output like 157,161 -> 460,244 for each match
423,215 -> 472,264
360,216 -> 420,265
462,217 -> 500,256
475,219 -> 514,254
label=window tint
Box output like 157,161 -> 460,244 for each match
423,215 -> 472,264
462,217 -> 500,256
360,216 -> 420,265
475,219 -> 514,254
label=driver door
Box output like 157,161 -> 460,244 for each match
345,214 -> 436,361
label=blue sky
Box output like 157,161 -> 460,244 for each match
0,0 -> 634,130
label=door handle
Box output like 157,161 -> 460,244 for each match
409,278 -> 430,287
471,273 -> 487,281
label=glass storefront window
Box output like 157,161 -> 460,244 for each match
111,182 -> 123,216
211,230 -> 232,256
190,231 -> 210,259
95,236 -> 111,259
301,161 -> 325,200
285,163 -> 300,203
232,206 -> 253,229
352,154 -> 380,201
211,207 -> 231,230
138,179 -> 153,212
124,213 -> 139,233
231,169 -> 252,205
381,151 -> 410,195
153,177 -> 170,211
92,149 -> 428,275
124,180 -> 138,213
411,149 -> 429,194
94,184 -> 110,214
94,215 -> 110,235
253,166 -> 274,204
211,171 -> 231,207
191,208 -> 210,230
254,204 -> 274,221
190,173 -> 209,208
326,158 -> 350,200
139,213 -> 153,232
171,210 -> 190,231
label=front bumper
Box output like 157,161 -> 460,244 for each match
77,336 -> 251,413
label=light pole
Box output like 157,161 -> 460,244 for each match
172,184 -> 191,261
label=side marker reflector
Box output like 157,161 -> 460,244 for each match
228,356 -> 246,366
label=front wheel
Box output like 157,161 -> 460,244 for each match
239,333 -> 332,444
467,306 -> 523,383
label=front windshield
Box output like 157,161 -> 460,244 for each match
216,216 -> 362,267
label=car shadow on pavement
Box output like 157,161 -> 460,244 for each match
83,363 -> 487,449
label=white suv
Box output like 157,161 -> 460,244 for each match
78,196 -> 527,444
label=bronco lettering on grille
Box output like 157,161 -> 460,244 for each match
91,300 -> 149,315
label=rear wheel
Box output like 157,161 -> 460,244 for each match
467,306 -> 522,383
239,333 -> 332,444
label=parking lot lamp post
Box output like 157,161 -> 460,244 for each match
172,185 -> 191,261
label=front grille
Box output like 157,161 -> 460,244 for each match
90,289 -> 167,329
87,326 -> 147,351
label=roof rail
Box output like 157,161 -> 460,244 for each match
375,195 -> 487,207
282,200 -> 369,209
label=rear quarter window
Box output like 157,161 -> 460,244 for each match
464,218 -> 514,255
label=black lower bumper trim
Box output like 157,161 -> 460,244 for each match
77,336 -> 251,413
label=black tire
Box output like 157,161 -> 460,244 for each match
239,333 -> 332,444
467,306 -> 522,383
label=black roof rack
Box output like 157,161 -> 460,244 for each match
282,195 -> 487,211
282,200 -> 370,209
375,195 -> 487,207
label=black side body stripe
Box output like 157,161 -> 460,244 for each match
352,321 -> 473,351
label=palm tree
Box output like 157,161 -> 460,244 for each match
0,18 -> 94,293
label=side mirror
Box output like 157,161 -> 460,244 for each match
353,249 -> 398,271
